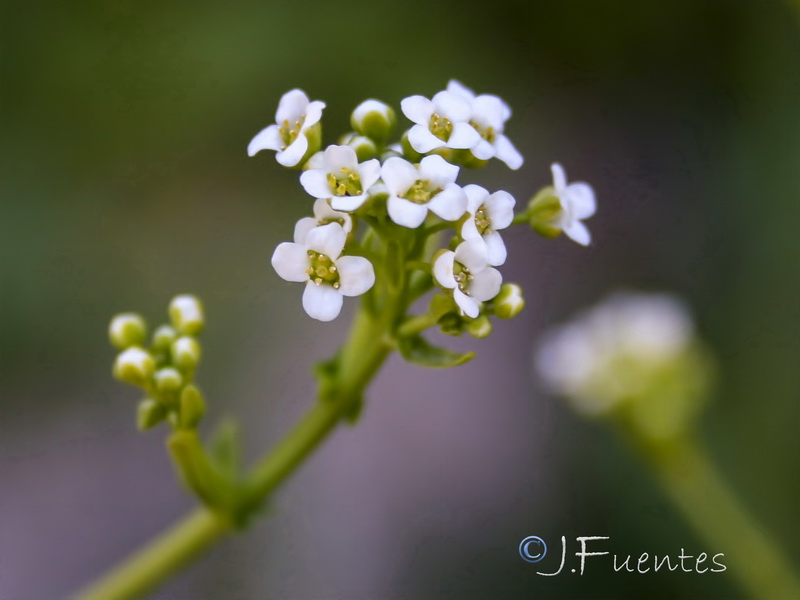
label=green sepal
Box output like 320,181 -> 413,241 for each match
398,334 -> 475,369
429,293 -> 458,321
400,131 -> 423,163
527,187 -> 563,238
137,398 -> 167,431
179,384 -> 206,429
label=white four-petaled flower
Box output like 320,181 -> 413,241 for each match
381,155 -> 467,228
401,91 -> 481,154
271,223 -> 375,322
299,145 -> 381,212
446,80 -> 523,170
460,184 -> 516,266
433,240 -> 502,318
550,163 -> 597,246
247,89 -> 325,167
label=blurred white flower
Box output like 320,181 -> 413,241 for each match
433,240 -> 502,318
550,163 -> 597,246
300,145 -> 381,212
460,184 -> 516,266
447,80 -> 523,169
294,198 -> 353,244
271,223 -> 375,322
401,91 -> 481,154
248,89 -> 325,167
382,155 -> 467,228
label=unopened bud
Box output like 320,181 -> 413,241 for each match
137,398 -> 167,431
152,325 -> 178,352
527,187 -> 563,238
340,133 -> 378,162
154,367 -> 183,394
466,315 -> 492,338
169,295 -> 205,336
179,385 -> 206,428
494,283 -> 525,319
109,313 -> 147,350
171,336 -> 201,371
351,99 -> 396,143
113,347 -> 155,386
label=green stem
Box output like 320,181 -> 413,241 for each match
642,435 -> 800,600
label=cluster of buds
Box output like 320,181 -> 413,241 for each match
249,82 -> 597,349
535,292 -> 715,440
110,295 -> 207,431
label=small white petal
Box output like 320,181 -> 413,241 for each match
324,145 -> 358,171
401,95 -> 434,124
300,169 -> 333,199
432,91 -> 471,121
303,100 -> 325,128
336,256 -> 375,297
305,222 -> 346,259
483,231 -> 507,266
381,157 -> 419,195
313,198 -> 348,225
247,125 -> 282,157
330,194 -> 368,212
272,242 -> 310,282
276,135 -> 309,167
472,95 -> 509,129
551,163 -> 567,193
494,135 -> 523,170
302,282 -> 343,322
485,190 -> 516,230
563,220 -> 591,246
460,213 -> 482,243
293,217 -> 318,244
275,89 -> 310,123
464,184 -> 489,213
469,267 -> 502,302
305,151 -> 325,170
454,239 -> 489,271
453,288 -> 480,319
566,183 -> 596,219
408,124 -> 445,153
447,121 -> 481,149
387,195 -> 428,229
419,154 -> 459,186
427,184 -> 467,222
433,250 -> 456,288
470,139 -> 496,160
358,159 -> 381,190
446,80 -> 475,101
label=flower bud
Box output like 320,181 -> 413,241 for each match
154,367 -> 183,395
400,132 -> 423,163
339,133 -> 378,162
494,283 -> 525,319
137,398 -> 167,431
169,295 -> 205,336
527,187 -> 563,238
351,99 -> 396,143
109,313 -> 147,350
113,347 -> 155,386
171,336 -> 201,371
466,315 -> 492,339
180,385 -> 206,428
152,325 -> 178,352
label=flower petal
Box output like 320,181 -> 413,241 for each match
454,239 -> 489,271
381,157 -> 418,195
271,242 -> 310,282
432,91 -> 471,121
293,217 -> 317,244
303,100 -> 325,128
427,183 -> 467,221
419,154 -> 459,185
566,183 -> 596,219
563,220 -> 591,246
551,163 -> 567,193
336,256 -> 375,297
483,231 -> 507,266
276,135 -> 308,167
387,195 -> 428,229
464,184 -> 489,213
358,159 -> 381,190
494,135 -> 523,170
305,222 -> 346,258
460,213 -> 482,243
276,89 -> 310,123
447,121 -> 481,149
433,250 -> 456,288
247,125 -> 282,157
330,193 -> 368,212
469,267 -> 502,301
407,124 -> 445,153
470,139 -> 496,160
302,282 -> 343,322
446,80 -> 475,101
485,190 -> 515,229
324,144 -> 358,171
300,169 -> 333,198
454,288 -> 480,318
472,95 -> 509,129
401,95 -> 434,124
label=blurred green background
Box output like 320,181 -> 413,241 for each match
1,0 -> 799,598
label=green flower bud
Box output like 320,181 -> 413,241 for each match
154,367 -> 183,395
152,325 -> 178,352
494,283 -> 525,319
169,295 -> 205,336
137,398 -> 167,431
171,336 -> 201,371
339,133 -> 378,162
466,315 -> 492,339
527,186 -> 563,238
438,313 -> 464,336
179,385 -> 206,428
400,132 -> 423,163
350,99 -> 396,143
113,347 -> 155,386
109,313 -> 147,350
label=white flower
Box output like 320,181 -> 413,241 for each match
271,223 -> 375,322
299,145 -> 380,212
294,198 -> 353,244
381,155 -> 467,228
460,184 -> 516,266
401,90 -> 481,154
446,80 -> 523,170
433,240 -> 502,318
247,89 -> 325,167
550,163 -> 597,246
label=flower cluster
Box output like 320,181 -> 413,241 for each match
249,82 -> 596,331
109,295 -> 207,430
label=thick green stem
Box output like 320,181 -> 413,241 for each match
643,435 -> 800,600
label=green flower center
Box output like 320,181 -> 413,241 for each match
453,261 -> 474,295
474,205 -> 492,235
306,251 -> 341,289
279,117 -> 305,149
429,113 -> 453,141
401,179 -> 442,205
469,119 -> 495,143
326,168 -> 363,197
